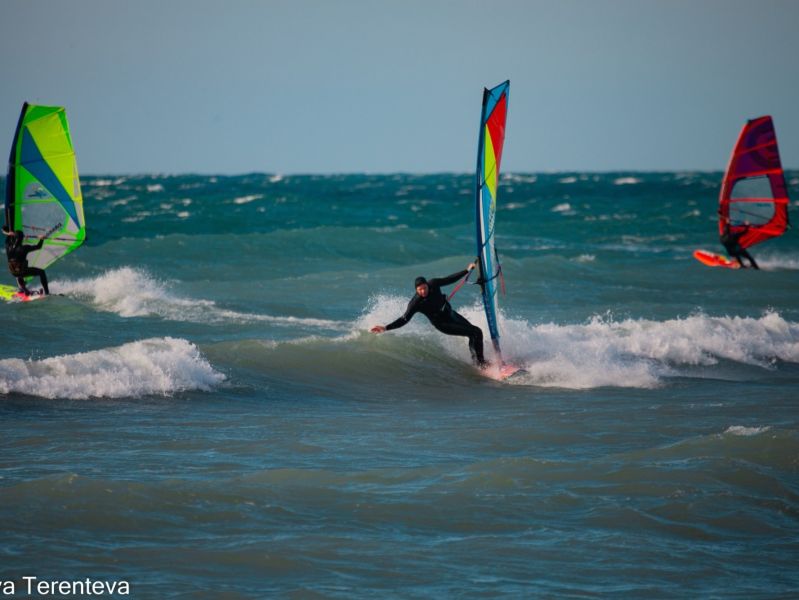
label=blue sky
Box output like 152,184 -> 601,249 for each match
1,0 -> 798,174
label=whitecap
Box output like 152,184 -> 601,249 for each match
233,194 -> 263,205
754,254 -> 799,271
359,297 -> 799,390
55,268 -> 348,330
0,337 -> 224,399
724,425 -> 771,436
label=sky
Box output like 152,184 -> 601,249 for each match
1,0 -> 798,174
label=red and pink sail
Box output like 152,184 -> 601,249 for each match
718,116 -> 790,249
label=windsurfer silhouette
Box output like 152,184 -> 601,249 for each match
2,226 -> 49,295
719,215 -> 759,269
370,263 -> 488,367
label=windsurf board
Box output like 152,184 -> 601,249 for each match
0,284 -> 46,302
693,249 -> 740,269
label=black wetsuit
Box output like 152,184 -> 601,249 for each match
720,224 -> 758,269
5,236 -> 49,294
386,270 -> 485,365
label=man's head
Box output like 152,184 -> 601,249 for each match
414,276 -> 429,297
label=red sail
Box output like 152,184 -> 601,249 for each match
718,116 -> 790,249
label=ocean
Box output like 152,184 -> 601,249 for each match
1,172 -> 798,598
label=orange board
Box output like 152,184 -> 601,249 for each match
693,249 -> 740,269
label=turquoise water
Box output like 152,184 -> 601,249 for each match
1,172 -> 798,597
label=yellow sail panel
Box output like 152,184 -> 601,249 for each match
483,124 -> 498,204
27,112 -> 82,206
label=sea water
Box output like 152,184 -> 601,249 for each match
1,172 -> 798,597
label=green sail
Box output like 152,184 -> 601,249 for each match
5,103 -> 86,271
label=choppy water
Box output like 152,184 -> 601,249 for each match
1,172 -> 798,597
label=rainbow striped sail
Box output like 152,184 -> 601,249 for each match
475,80 -> 509,356
5,103 -> 86,271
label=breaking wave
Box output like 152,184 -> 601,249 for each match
54,267 -> 348,329
0,337 -> 224,399
360,296 -> 799,389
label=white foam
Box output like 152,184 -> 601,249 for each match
360,296 -> 799,389
613,177 -> 641,185
122,216 -> 145,223
233,194 -> 263,205
503,174 -> 537,183
754,253 -> 799,271
0,338 -> 224,399
510,311 -> 799,388
357,294 -> 419,334
55,268 -> 349,329
89,177 -> 126,187
558,176 -> 577,184
146,184 -> 164,193
552,202 -> 573,214
724,425 -> 771,437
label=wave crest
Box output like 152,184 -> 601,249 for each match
361,296 -> 799,389
0,337 -> 224,399
55,267 -> 347,329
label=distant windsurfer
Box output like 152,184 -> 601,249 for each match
370,263 -> 488,367
2,227 -> 49,295
719,216 -> 759,269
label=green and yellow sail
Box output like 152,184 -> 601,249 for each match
5,103 -> 85,271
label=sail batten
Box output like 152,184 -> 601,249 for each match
4,103 -> 85,271
475,80 -> 509,357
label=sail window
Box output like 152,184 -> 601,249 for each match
728,200 -> 775,226
730,175 -> 773,200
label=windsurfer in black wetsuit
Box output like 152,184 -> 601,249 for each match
2,227 -> 49,295
370,263 -> 488,367
719,215 -> 759,269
